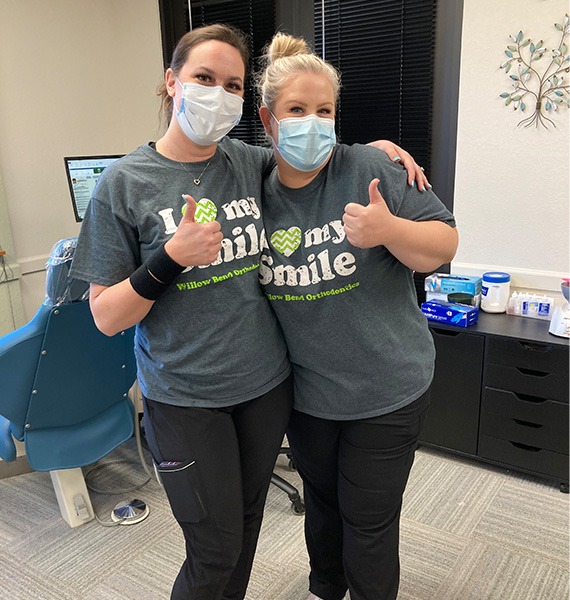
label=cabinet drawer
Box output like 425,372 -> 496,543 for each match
479,434 -> 569,481
485,363 -> 568,403
486,337 -> 569,373
481,388 -> 568,453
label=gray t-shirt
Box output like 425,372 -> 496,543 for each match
71,138 -> 289,407
260,143 -> 456,420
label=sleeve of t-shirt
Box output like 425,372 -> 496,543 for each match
352,144 -> 456,228
70,187 -> 141,287
393,184 -> 456,227
222,137 -> 275,172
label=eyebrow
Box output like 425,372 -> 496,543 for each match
285,99 -> 335,108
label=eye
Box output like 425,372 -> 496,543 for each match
195,73 -> 212,83
226,82 -> 243,93
289,106 -> 304,114
318,108 -> 332,115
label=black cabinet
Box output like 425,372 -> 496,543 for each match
421,328 -> 484,454
421,312 -> 569,490
479,337 -> 569,483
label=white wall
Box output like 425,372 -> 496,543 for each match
453,0 -> 569,291
0,0 -> 163,321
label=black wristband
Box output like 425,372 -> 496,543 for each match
129,244 -> 184,301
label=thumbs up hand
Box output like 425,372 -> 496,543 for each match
343,179 -> 396,249
181,194 -> 198,223
164,194 -> 223,267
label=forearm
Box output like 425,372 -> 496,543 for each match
385,219 -> 458,272
89,281 -> 155,336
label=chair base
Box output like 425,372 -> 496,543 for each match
270,473 -> 305,514
50,468 -> 94,527
272,447 -> 305,515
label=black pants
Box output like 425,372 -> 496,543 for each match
143,374 -> 293,600
286,390 -> 430,600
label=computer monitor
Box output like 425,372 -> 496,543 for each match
64,155 -> 123,222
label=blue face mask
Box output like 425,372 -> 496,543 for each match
271,113 -> 336,172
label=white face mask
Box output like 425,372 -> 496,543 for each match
175,80 -> 244,146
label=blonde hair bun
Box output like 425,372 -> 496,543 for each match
257,32 -> 341,111
267,32 -> 310,62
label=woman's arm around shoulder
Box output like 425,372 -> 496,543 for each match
366,140 -> 430,191
220,136 -> 275,173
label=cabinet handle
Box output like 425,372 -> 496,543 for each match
431,328 -> 461,337
513,418 -> 543,429
510,441 -> 541,452
518,341 -> 552,353
516,367 -> 549,378
513,392 -> 547,404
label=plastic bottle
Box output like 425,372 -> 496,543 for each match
481,272 -> 511,313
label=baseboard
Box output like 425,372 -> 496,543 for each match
0,456 -> 34,480
451,263 -> 565,293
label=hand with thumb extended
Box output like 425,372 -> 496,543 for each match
164,194 -> 223,267
343,178 -> 395,248
181,195 -> 197,223
367,178 -> 384,205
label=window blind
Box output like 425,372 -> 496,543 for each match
314,0 -> 437,175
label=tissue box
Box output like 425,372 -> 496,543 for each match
424,273 -> 482,306
421,300 -> 479,328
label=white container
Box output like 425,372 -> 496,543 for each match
481,272 -> 510,313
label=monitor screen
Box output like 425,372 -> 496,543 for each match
64,155 -> 123,222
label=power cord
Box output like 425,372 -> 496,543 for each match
84,384 -> 155,527
0,246 -> 14,283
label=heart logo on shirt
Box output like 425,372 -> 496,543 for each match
270,227 -> 302,257
182,198 -> 217,223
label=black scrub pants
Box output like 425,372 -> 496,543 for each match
286,390 -> 430,600
143,374 -> 293,600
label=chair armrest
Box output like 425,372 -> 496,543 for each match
0,303 -> 52,435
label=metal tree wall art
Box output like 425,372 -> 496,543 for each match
499,14 -> 570,128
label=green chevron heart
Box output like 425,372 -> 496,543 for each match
182,198 -> 217,223
194,198 -> 217,223
270,227 -> 302,257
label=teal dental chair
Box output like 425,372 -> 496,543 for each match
0,238 -> 137,526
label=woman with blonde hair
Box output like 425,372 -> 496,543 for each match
257,32 -> 458,600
